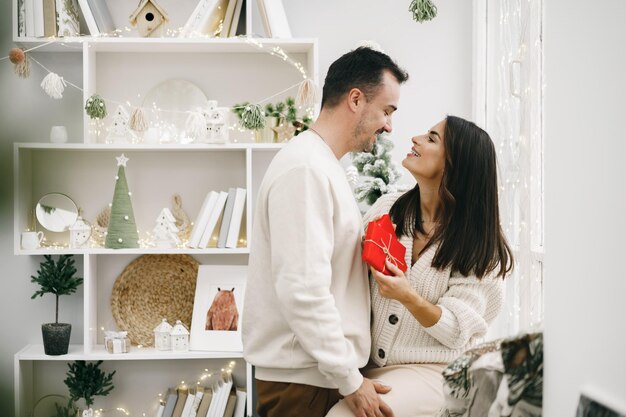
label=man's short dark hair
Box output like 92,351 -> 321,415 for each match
321,47 -> 409,109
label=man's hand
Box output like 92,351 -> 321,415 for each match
343,378 -> 394,417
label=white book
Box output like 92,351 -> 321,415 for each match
198,191 -> 228,248
255,0 -> 270,37
76,0 -> 99,35
33,0 -> 44,37
195,0 -> 230,36
180,388 -> 197,417
209,379 -> 232,417
228,0 -> 244,37
225,188 -> 246,249
25,0 -> 35,36
187,389 -> 204,417
189,191 -> 220,248
154,404 -> 165,417
233,388 -> 246,417
205,383 -> 221,417
87,0 -> 115,33
263,0 -> 290,38
217,188 -> 237,248
219,0 -> 238,38
181,0 -> 223,37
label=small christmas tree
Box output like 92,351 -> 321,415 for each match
152,208 -> 181,248
64,360 -> 115,409
351,133 -> 409,206
31,255 -> 83,324
106,105 -> 135,143
105,154 -> 139,248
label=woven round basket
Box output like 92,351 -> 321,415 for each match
111,254 -> 198,346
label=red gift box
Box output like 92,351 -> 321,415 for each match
362,214 -> 408,274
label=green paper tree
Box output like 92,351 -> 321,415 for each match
105,154 -> 139,248
64,360 -> 115,407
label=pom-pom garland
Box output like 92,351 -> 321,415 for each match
128,107 -> 148,132
409,0 -> 438,23
185,111 -> 206,138
296,78 -> 319,110
239,104 -> 266,130
85,94 -> 107,119
9,48 -> 25,64
40,72 -> 67,99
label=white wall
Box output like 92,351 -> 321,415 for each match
0,1 -> 472,414
543,0 -> 626,415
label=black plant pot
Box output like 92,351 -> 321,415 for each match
42,323 -> 71,355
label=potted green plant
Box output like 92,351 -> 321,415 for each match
31,255 -> 83,355
64,360 -> 115,416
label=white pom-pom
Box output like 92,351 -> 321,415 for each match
129,107 -> 148,132
296,78 -> 319,110
185,111 -> 206,138
40,72 -> 67,99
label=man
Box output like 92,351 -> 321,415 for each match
242,46 -> 409,417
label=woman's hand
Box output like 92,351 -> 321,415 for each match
370,260 -> 415,304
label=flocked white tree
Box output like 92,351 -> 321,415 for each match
350,133 -> 409,207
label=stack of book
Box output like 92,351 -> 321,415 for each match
17,0 -> 114,37
188,188 -> 247,249
156,381 -> 246,417
179,0 -> 246,38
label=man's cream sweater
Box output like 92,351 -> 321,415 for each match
242,131 -> 370,396
363,193 -> 505,366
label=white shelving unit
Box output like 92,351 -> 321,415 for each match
12,2 -> 318,414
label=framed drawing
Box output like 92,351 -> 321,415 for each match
190,265 -> 247,352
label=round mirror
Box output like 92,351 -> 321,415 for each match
35,193 -> 78,232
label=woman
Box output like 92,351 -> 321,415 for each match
327,115 -> 513,417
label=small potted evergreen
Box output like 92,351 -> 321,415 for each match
31,255 -> 83,355
64,360 -> 115,417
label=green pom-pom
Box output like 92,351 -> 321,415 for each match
85,94 -> 107,119
239,104 -> 266,130
409,0 -> 437,23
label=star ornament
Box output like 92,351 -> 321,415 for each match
272,122 -> 297,142
116,154 -> 129,167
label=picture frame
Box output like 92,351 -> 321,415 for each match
190,265 -> 247,352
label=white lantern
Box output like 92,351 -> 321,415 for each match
69,216 -> 92,249
153,318 -> 173,351
170,320 -> 189,352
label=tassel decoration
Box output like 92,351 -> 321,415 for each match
185,111 -> 206,138
85,94 -> 107,119
239,104 -> 266,130
409,0 -> 438,23
296,78 -> 319,110
10,48 -> 30,78
129,107 -> 148,132
40,72 -> 67,99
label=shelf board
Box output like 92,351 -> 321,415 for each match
15,142 -> 284,151
16,344 -> 244,360
14,36 -> 317,54
16,247 -> 250,256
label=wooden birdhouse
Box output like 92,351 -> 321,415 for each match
129,0 -> 169,38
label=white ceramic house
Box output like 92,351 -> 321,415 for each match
170,320 -> 189,352
129,0 -> 169,38
153,318 -> 173,350
69,216 -> 91,249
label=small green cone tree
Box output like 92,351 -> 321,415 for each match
105,154 -> 139,248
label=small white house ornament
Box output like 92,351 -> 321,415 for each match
69,216 -> 91,249
154,318 -> 173,350
170,320 -> 189,352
